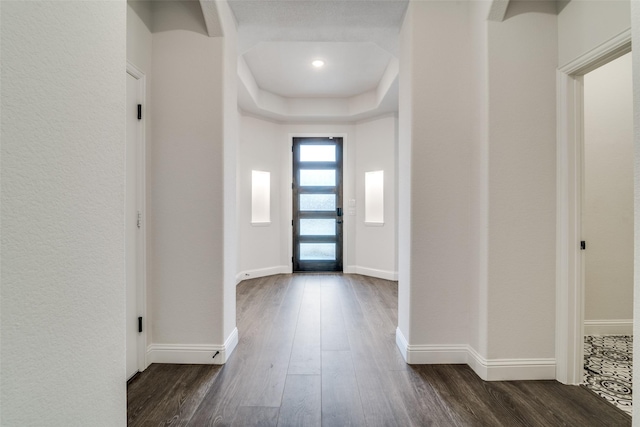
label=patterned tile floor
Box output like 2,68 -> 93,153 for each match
584,335 -> 633,416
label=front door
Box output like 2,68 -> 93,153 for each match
292,137 -> 343,272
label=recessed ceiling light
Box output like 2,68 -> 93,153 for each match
312,60 -> 325,68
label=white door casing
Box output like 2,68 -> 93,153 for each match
126,62 -> 147,380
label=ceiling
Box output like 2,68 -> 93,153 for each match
243,41 -> 393,98
227,0 -> 409,122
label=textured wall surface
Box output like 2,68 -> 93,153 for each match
485,0 -> 557,360
150,29 -> 225,345
1,2 -> 126,424
402,1 -> 474,346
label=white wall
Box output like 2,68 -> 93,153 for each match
238,115 -> 286,279
1,2 -> 127,424
128,3 -> 153,72
128,0 -> 237,365
217,0 -> 240,345
400,1 -> 475,350
397,2 -> 413,341
583,52 -> 634,330
484,1 -> 557,362
152,1 -> 209,36
354,116 -> 398,280
150,29 -> 225,347
236,116 -> 398,282
558,0 -> 631,69
468,0 -> 491,361
397,1 -> 557,380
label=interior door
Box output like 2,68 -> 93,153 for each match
126,71 -> 140,380
293,137 -> 343,272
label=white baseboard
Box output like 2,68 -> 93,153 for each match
346,265 -> 398,281
395,328 -> 556,381
235,265 -> 397,283
236,266 -> 290,285
584,319 -> 633,336
147,327 -> 239,365
224,327 -> 239,360
395,327 -> 409,361
395,328 -> 467,364
466,346 -> 556,381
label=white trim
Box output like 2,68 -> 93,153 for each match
354,112 -> 398,125
555,31 -> 632,386
584,319 -> 633,336
126,61 -> 145,80
405,344 -> 469,365
347,266 -> 398,281
467,347 -> 556,381
396,329 -> 555,381
250,222 -> 271,227
224,327 -> 239,361
396,328 -> 467,364
147,328 -> 239,366
236,265 -> 291,284
559,28 -> 632,75
556,70 -> 585,385
364,222 -> 385,227
126,61 -> 148,374
395,327 -> 409,361
147,344 -> 225,365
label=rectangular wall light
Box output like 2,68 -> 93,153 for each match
251,170 -> 270,225
365,170 -> 384,225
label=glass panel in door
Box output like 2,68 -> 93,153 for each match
292,137 -> 343,272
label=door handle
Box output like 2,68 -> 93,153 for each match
336,220 -> 343,224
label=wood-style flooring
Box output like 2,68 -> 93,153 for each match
127,274 -> 631,426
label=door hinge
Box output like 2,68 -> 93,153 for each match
137,211 -> 142,229
138,316 -> 143,333
291,256 -> 294,264
292,220 -> 293,226
137,104 -> 142,120
580,241 -> 586,250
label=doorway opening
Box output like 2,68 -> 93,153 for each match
555,28 -> 632,396
292,137 -> 344,272
581,52 -> 633,415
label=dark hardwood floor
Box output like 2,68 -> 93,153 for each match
127,274 -> 631,426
